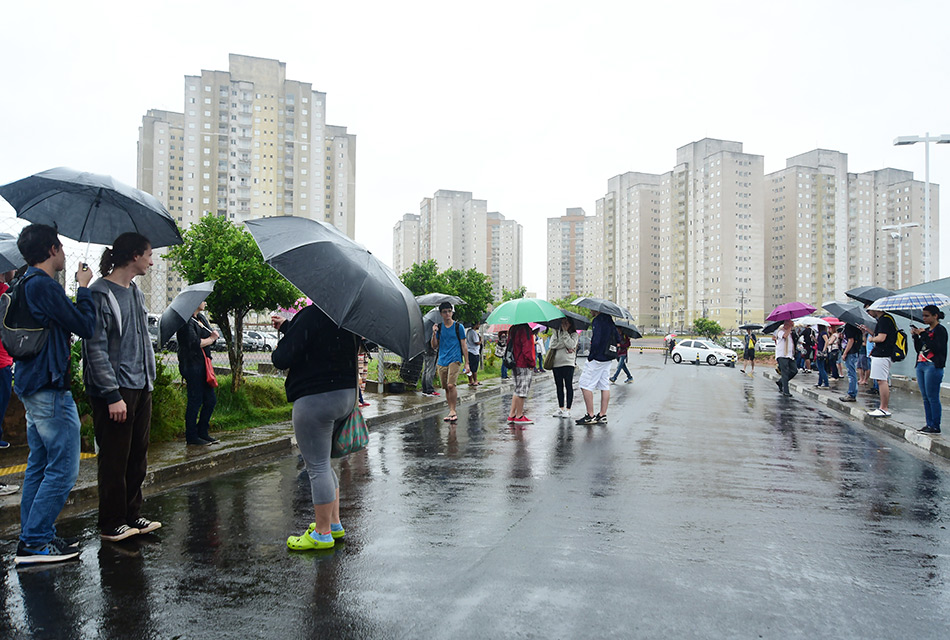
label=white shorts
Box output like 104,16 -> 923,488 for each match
869,356 -> 891,382
578,360 -> 613,391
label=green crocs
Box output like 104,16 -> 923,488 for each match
287,529 -> 334,551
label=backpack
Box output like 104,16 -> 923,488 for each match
0,273 -> 48,360
883,313 -> 908,362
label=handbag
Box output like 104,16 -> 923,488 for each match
204,354 -> 218,388
331,394 -> 369,458
542,348 -> 557,370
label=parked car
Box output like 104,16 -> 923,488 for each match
671,339 -> 737,366
721,337 -> 744,351
212,326 -> 228,351
242,331 -> 264,352
147,324 -> 177,352
246,330 -> 277,352
260,331 -> 280,351
758,338 -> 776,352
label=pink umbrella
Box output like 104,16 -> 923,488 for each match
766,301 -> 817,322
821,316 -> 844,327
486,324 -> 510,333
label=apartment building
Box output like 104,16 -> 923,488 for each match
137,54 -> 356,308
395,190 -> 523,297
393,213 -> 420,274
546,208 -> 589,301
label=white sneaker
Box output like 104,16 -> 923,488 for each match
0,483 -> 20,496
553,409 -> 564,417
562,409 -> 571,418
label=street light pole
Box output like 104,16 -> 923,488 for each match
893,133 -> 950,282
883,221 -> 920,290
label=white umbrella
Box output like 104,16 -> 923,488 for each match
794,316 -> 830,327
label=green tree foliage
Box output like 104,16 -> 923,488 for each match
547,293 -> 594,320
166,214 -> 299,389
693,317 -> 724,339
400,260 -> 494,327
500,286 -> 526,302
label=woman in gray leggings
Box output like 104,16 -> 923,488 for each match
272,304 -> 358,551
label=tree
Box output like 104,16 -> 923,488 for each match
693,317 -> 724,340
399,260 -> 494,327
166,214 -> 299,390
547,293 -> 594,320
500,286 -> 526,302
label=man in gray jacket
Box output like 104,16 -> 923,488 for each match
82,233 -> 160,542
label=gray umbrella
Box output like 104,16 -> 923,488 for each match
542,309 -> 591,331
0,233 -> 25,273
415,293 -> 465,307
245,216 -> 425,359
158,281 -> 216,348
571,296 -> 632,320
845,285 -> 923,322
822,300 -> 875,328
0,167 -> 182,248
615,319 -> 643,339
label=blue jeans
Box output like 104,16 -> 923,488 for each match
0,365 -> 11,441
19,389 -> 81,547
611,355 -> 632,381
817,357 -> 829,386
917,362 -> 944,430
845,353 -> 859,398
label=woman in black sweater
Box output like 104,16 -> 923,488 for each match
271,304 -> 358,550
912,304 -> 948,434
176,301 -> 219,445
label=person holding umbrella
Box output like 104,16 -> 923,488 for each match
774,319 -> 798,397
575,310 -> 620,425
859,308 -> 898,417
548,316 -> 579,417
506,322 -> 537,425
176,300 -> 220,445
83,232 -> 162,542
912,305 -> 947,434
740,327 -> 758,375
271,304 -> 357,551
609,332 -> 633,384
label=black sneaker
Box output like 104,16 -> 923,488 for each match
595,414 -> 608,423
101,525 -> 140,542
52,535 -> 80,551
919,426 -> 942,434
130,517 -> 162,534
839,395 -> 856,402
575,414 -> 597,426
15,540 -> 80,565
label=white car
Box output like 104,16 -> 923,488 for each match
758,338 -> 776,352
672,339 -> 738,366
258,331 -> 280,351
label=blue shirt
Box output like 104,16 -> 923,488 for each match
14,267 -> 97,397
436,321 -> 465,366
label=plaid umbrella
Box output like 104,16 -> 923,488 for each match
868,292 -> 950,312
766,301 -> 817,322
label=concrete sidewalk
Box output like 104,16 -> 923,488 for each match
0,380 -> 504,534
761,369 -> 949,461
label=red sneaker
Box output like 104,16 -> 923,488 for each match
513,415 -> 534,425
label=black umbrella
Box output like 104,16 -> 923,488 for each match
738,323 -> 763,331
0,233 -> 25,273
571,296 -> 632,320
845,285 -> 923,322
158,281 -> 216,348
415,293 -> 465,307
0,167 -> 183,248
763,320 -> 782,334
542,309 -> 591,331
615,319 -> 642,339
822,301 -> 875,328
245,216 -> 425,359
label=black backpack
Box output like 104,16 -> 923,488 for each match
0,273 -> 48,360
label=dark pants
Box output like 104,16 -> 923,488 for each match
0,365 -> 11,441
421,352 -> 437,393
92,388 -> 152,531
553,366 -> 575,408
184,370 -> 217,441
778,357 -> 798,394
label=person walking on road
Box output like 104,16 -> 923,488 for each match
815,325 -> 830,389
13,224 -> 97,565
549,317 -> 579,417
839,322 -> 862,403
83,233 -> 162,543
609,333 -> 633,384
860,309 -> 897,417
576,311 -> 620,425
271,304 -> 357,551
774,319 -> 797,397
741,329 -> 757,375
466,322 -> 482,387
431,302 -> 468,422
506,323 -> 536,425
176,300 -> 219,446
912,305 -> 947,434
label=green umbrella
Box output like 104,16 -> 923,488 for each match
486,298 -> 564,325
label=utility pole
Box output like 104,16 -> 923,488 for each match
738,289 -> 748,325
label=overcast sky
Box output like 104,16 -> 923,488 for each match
2,1 -> 948,298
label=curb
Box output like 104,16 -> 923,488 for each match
762,371 -> 949,461
0,384 -> 503,536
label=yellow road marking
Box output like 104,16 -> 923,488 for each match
0,452 -> 96,477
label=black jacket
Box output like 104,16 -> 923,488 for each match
913,323 -> 948,369
271,305 -> 358,402
177,313 -> 214,377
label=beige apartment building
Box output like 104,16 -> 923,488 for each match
394,190 -> 523,298
137,54 -> 356,309
546,208 -> 590,301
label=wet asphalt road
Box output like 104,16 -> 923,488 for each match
2,359 -> 949,639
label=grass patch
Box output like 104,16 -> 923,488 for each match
209,375 -> 292,433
